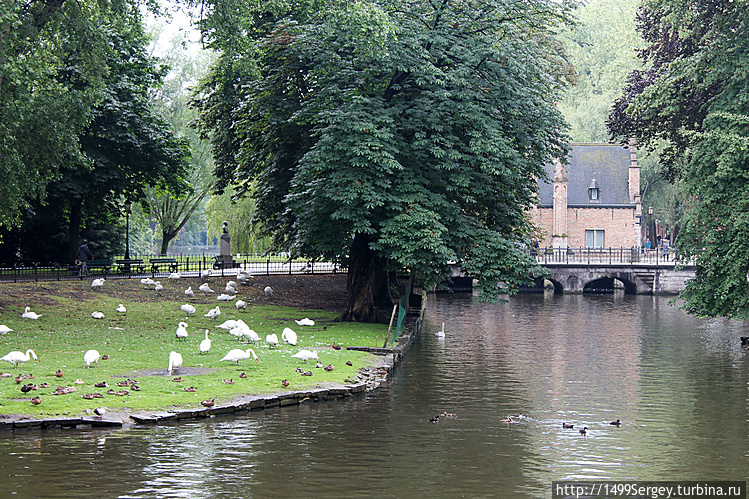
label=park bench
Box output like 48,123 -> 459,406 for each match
116,259 -> 146,274
149,257 -> 178,273
86,259 -> 113,275
212,255 -> 239,270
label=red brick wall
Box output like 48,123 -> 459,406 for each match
530,206 -> 638,248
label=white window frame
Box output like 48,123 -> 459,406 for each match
585,229 -> 605,248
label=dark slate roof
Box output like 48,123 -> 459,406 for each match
537,143 -> 633,207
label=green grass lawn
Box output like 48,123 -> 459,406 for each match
0,277 -> 386,418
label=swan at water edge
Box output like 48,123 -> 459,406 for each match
295,318 -> 315,326
220,348 -> 259,365
0,325 -> 13,334
291,349 -> 318,363
184,286 -> 194,298
205,306 -> 221,320
168,351 -> 183,375
199,283 -> 214,293
199,330 -> 211,354
91,311 -> 105,319
435,323 -> 445,338
176,322 -> 188,341
235,299 -> 247,310
180,303 -> 196,316
216,319 -> 238,330
91,278 -> 105,288
116,304 -> 126,313
281,327 -> 298,346
84,349 -> 100,368
264,286 -> 273,297
266,333 -> 279,348
1,349 -> 38,368
217,293 -> 233,301
21,307 -> 41,320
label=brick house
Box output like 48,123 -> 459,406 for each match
529,141 -> 641,249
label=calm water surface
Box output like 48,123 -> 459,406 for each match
1,293 -> 748,498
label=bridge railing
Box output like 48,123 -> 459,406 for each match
528,247 -> 683,266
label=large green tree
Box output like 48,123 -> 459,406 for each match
608,0 -> 749,318
195,0 -> 573,322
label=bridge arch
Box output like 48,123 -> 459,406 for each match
582,276 -> 638,295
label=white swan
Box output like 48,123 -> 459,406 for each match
168,351 -> 183,375
229,326 -> 244,341
291,349 -> 318,363
199,283 -> 214,293
180,303 -> 196,316
91,278 -> 105,288
220,348 -> 258,365
200,269 -> 211,280
281,327 -> 298,346
0,325 -> 13,334
264,286 -> 273,297
225,282 -> 238,294
84,349 -> 100,368
266,333 -> 279,348
199,330 -> 211,354
217,293 -> 233,301
295,318 -> 315,326
176,322 -> 188,341
216,319 -> 238,330
168,272 -> 181,279
184,286 -> 194,297
205,306 -> 221,320
140,277 -> 156,286
1,349 -> 38,368
243,329 -> 260,343
154,281 -> 164,294
435,322 -> 445,338
21,307 -> 41,320
235,299 -> 247,310
116,304 -> 127,313
91,311 -> 105,319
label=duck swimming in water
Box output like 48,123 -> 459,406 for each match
579,427 -> 589,436
562,422 -> 574,429
609,419 -> 621,426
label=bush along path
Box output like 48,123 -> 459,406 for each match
0,275 -> 399,429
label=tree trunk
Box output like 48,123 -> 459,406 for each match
160,230 -> 178,256
68,199 -> 83,263
339,233 -> 392,323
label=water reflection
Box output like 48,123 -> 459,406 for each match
0,294 -> 747,498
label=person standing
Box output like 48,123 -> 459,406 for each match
76,240 -> 93,276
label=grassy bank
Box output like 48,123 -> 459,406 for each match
0,276 -> 386,418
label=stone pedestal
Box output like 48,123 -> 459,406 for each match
216,222 -> 235,267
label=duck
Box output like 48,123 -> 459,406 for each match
441,412 -> 457,418
184,286 -> 194,298
429,415 -> 440,423
94,381 -> 108,388
94,407 -> 107,418
562,422 -> 575,429
220,348 -> 259,365
205,306 -> 221,320
295,318 -> 315,326
0,325 -> 12,334
281,379 -> 290,387
222,379 -> 234,385
20,383 -> 35,393
331,343 -> 342,350
199,330 -> 211,354
167,351 -> 183,375
14,374 -> 23,384
579,427 -> 589,436
21,307 -> 41,320
30,396 -> 41,406
175,322 -> 189,341
500,417 -> 514,423
91,311 -> 105,319
291,349 -> 318,363
84,349 -> 100,368
55,369 -> 63,378
199,283 -> 214,293
201,397 -> 215,408
116,304 -> 127,313
91,278 -> 105,288
609,419 -> 621,426
180,303 -> 196,316
217,293 -> 233,301
281,327 -> 298,346
435,322 -> 445,338
264,286 -> 273,297
1,349 -> 38,368
235,300 -> 247,310
323,364 -> 334,372
265,333 -> 279,348
183,386 -> 197,392
239,372 -> 248,378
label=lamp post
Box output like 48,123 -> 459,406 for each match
647,205 -> 654,254
124,201 -> 132,261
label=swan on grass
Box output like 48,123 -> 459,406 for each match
200,269 -> 211,280
229,326 -> 244,342
291,349 -> 318,363
220,348 -> 259,365
235,300 -> 247,310
154,281 -> 164,294
1,349 -> 38,368
21,307 -> 41,320
91,278 -> 105,288
180,304 -> 196,316
281,327 -> 298,346
265,333 -> 279,348
199,330 -> 211,354
295,318 -> 315,326
263,286 -> 273,297
140,277 -> 156,286
216,319 -> 238,331
168,272 -> 181,279
0,325 -> 13,334
84,349 -> 100,368
205,306 -> 221,320
243,328 -> 260,344
176,322 -> 188,341
199,283 -> 214,293
184,286 -> 194,298
116,304 -> 127,313
91,311 -> 105,319
217,293 -> 233,301
168,351 -> 183,375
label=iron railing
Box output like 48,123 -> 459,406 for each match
528,247 -> 688,266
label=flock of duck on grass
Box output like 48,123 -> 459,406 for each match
0,272 -> 347,410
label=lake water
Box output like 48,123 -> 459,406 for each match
1,293 -> 747,498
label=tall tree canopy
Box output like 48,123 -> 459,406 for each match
608,0 -> 749,318
195,0 -> 574,322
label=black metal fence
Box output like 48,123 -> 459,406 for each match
0,253 -> 345,283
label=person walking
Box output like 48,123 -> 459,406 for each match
76,240 -> 93,277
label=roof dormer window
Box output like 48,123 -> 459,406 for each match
588,178 -> 600,202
